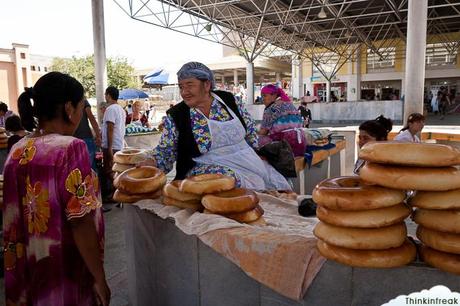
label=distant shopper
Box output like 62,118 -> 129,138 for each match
298,101 -> 312,128
0,101 -> 13,128
74,100 -> 102,170
126,100 -> 149,127
354,115 -> 393,174
101,86 -> 126,201
5,115 -> 26,153
394,113 -> 425,143
431,92 -> 439,114
438,89 -> 451,120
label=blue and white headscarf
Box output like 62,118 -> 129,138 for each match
177,62 -> 215,89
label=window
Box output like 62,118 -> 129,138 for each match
20,52 -> 26,59
44,67 -> 48,72
37,66 -> 41,72
367,47 -> 395,71
426,43 -> 457,66
31,65 -> 36,71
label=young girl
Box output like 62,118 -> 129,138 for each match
394,113 -> 425,143
354,115 -> 393,174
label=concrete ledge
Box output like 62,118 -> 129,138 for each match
126,205 -> 460,306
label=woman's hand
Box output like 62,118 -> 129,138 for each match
94,279 -> 111,306
258,127 -> 269,136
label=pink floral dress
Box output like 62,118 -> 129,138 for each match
3,134 -> 104,306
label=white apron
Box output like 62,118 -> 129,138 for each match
192,94 -> 291,191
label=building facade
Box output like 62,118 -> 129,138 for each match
0,43 -> 53,113
297,33 -> 460,104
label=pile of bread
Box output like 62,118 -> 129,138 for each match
313,176 -> 414,268
0,128 -> 7,150
110,149 -> 264,224
113,165 -> 166,203
162,174 -> 264,224
314,142 -> 460,273
411,186 -> 460,275
112,148 -> 148,179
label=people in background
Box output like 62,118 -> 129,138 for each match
330,91 -> 338,102
258,84 -> 306,157
431,92 -> 439,114
5,115 -> 26,153
147,62 -> 290,190
0,101 -> 14,128
4,72 -> 110,305
101,86 -> 126,201
74,100 -> 102,170
394,113 -> 425,143
298,101 -> 312,128
438,88 -> 451,120
125,100 -> 149,127
354,115 -> 393,174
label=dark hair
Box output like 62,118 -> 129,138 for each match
105,86 -> 119,101
359,115 -> 393,141
401,112 -> 425,132
0,102 -> 7,113
17,72 -> 84,131
5,115 -> 24,132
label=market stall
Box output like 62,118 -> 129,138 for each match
124,200 -> 460,306
291,139 -> 346,195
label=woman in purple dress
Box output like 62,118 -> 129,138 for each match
3,72 -> 110,305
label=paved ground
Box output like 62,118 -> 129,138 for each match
0,112 -> 458,306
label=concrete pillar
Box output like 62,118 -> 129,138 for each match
275,72 -> 281,87
291,57 -> 303,99
246,62 -> 254,104
356,49 -> 361,101
233,69 -> 238,85
221,75 -> 225,87
347,46 -> 361,102
403,0 -> 428,122
326,80 -> 331,102
92,0 -> 108,123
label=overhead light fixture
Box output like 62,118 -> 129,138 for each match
318,6 -> 327,19
204,23 -> 212,32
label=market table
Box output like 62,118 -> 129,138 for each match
124,194 -> 460,306
124,131 -> 161,150
290,139 -> 346,195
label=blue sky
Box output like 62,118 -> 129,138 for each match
0,0 -> 222,69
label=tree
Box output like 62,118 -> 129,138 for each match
51,55 -> 139,97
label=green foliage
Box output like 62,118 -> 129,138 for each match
50,55 -> 139,97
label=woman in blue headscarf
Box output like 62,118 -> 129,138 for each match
148,62 -> 291,191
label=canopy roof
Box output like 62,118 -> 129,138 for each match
114,0 -> 459,57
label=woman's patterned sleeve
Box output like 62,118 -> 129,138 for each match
260,105 -> 276,130
60,139 -> 101,220
152,115 -> 178,173
236,99 -> 259,149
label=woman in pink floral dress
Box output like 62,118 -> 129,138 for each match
3,72 -> 110,305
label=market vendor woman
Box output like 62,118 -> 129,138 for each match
258,84 -> 306,157
150,62 -> 291,190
